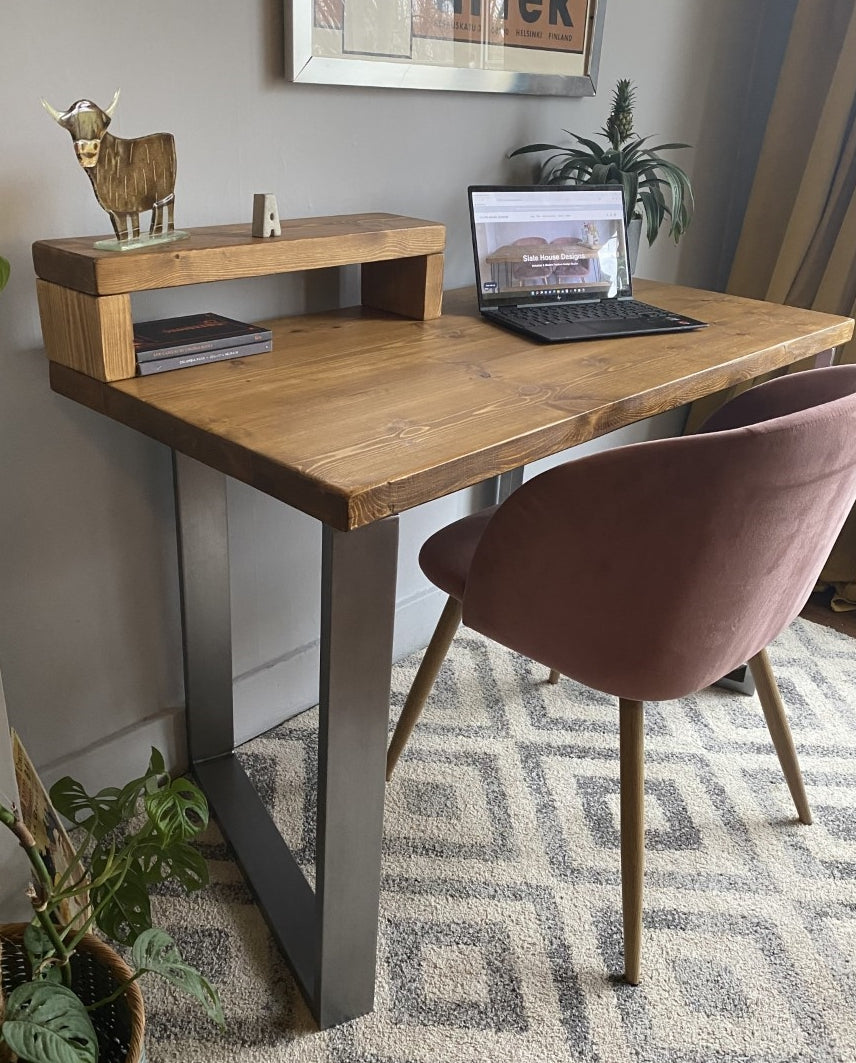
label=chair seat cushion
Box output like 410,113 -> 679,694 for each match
419,505 -> 498,600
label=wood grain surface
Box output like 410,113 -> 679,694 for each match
37,280 -> 135,381
32,214 -> 447,296
48,281 -> 855,531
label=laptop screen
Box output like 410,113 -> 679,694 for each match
468,185 -> 633,309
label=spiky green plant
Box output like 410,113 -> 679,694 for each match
509,78 -> 694,246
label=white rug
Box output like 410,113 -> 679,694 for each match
143,618 -> 856,1062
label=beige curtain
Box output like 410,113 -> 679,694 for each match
686,0 -> 856,607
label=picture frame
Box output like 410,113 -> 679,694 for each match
287,1 -> 607,97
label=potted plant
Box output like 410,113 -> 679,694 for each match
509,78 -> 694,256
0,747 -> 223,1063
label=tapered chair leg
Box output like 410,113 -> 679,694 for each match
548,669 -> 561,685
619,698 -> 645,985
386,596 -> 463,781
748,647 -> 813,824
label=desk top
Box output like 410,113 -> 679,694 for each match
49,280 -> 854,531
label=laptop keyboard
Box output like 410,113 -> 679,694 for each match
497,299 -> 680,325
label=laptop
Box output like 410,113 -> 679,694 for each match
468,184 -> 707,343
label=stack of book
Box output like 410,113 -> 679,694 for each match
133,312 -> 273,375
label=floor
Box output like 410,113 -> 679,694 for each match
801,588 -> 856,637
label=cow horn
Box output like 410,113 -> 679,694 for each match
41,98 -> 66,125
105,88 -> 120,117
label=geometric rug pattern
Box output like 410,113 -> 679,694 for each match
142,617 -> 856,1062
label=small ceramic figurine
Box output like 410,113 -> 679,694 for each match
41,89 -> 182,247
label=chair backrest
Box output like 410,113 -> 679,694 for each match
462,366 -> 856,701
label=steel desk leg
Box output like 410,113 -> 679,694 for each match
172,452 -> 399,1028
315,519 -> 399,1025
494,466 -> 524,504
172,451 -> 234,765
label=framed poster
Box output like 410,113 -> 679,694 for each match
287,0 -> 607,97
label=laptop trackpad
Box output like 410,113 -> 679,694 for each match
582,320 -> 637,334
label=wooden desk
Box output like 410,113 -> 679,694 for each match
47,280 -> 854,1028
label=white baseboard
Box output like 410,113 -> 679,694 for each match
392,584 -> 448,659
37,707 -> 187,795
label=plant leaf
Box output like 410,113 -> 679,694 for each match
507,142 -> 563,157
136,838 -> 209,893
23,921 -> 58,976
0,256 -> 10,291
588,163 -> 612,185
639,187 -> 667,244
132,929 -> 225,1027
568,133 -> 608,159
144,776 -> 209,845
1,982 -> 98,1063
50,778 -> 130,839
148,747 -> 167,776
644,141 -> 690,153
91,862 -> 152,946
615,172 -> 638,225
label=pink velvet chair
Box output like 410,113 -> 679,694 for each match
386,364 -> 856,985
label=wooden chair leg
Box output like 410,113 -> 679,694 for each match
548,669 -> 560,685
386,596 -> 463,781
748,647 -> 813,824
619,697 -> 645,985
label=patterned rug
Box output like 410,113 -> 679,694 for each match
143,618 -> 856,1062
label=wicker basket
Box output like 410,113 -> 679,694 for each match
0,922 -> 145,1063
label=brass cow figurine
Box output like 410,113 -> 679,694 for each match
42,90 -> 177,243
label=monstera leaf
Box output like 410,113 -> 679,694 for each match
0,982 -> 98,1063
144,775 -> 209,845
49,776 -> 136,840
132,929 -> 224,1027
135,837 -> 209,892
89,859 -> 152,947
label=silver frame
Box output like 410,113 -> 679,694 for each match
287,1 -> 606,97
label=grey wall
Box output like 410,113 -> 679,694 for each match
0,0 -> 795,876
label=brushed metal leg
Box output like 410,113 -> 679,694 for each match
814,345 -> 838,368
315,519 -> 399,1027
495,466 -> 524,504
174,454 -> 315,999
173,451 -> 400,1028
715,662 -> 756,696
173,452 -> 234,761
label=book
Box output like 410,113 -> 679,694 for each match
136,336 -> 273,375
133,311 -> 273,363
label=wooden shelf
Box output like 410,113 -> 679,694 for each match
33,213 -> 446,381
